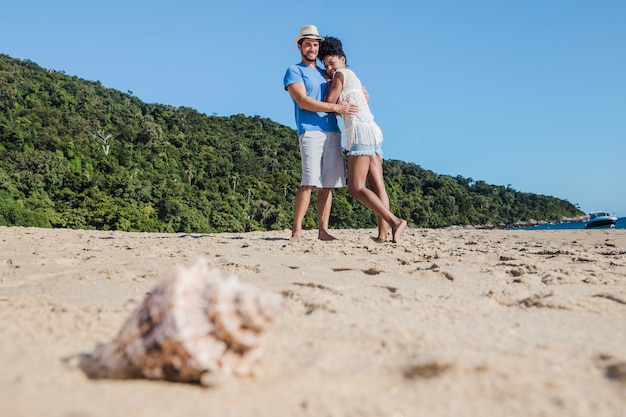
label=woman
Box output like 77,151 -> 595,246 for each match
319,37 -> 406,243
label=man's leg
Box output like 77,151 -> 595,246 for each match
317,131 -> 344,241
291,185 -> 313,241
317,188 -> 336,241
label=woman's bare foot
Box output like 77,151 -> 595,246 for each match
290,229 -> 301,241
391,220 -> 407,243
374,228 -> 388,243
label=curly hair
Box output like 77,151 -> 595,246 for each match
318,36 -> 347,64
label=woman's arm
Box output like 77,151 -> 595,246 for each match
324,72 -> 345,104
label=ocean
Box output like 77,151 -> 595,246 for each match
511,217 -> 626,231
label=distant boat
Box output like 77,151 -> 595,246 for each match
585,211 -> 618,229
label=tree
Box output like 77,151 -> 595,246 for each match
86,129 -> 112,156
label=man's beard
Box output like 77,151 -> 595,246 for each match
302,53 -> 317,63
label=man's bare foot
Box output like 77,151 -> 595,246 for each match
290,229 -> 301,241
391,220 -> 407,243
318,230 -> 337,241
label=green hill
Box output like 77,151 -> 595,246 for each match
0,54 -> 583,232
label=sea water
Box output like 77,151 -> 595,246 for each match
511,217 -> 626,231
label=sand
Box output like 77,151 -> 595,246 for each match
1,225 -> 625,417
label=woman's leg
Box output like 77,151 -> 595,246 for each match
348,155 -> 406,243
366,154 -> 390,242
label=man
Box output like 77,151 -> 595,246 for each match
283,25 -> 358,241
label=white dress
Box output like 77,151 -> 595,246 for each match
335,68 -> 383,151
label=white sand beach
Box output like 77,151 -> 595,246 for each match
1,226 -> 625,417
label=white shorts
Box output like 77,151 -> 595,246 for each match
298,131 -> 346,188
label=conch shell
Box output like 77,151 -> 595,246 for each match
75,258 -> 284,385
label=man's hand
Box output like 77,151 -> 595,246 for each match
334,98 -> 359,115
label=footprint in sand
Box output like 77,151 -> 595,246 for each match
596,354 -> 626,383
402,358 -> 451,380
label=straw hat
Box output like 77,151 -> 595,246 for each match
294,25 -> 324,43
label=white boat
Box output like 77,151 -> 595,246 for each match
584,211 -> 618,229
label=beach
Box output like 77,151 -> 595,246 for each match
1,225 -> 625,417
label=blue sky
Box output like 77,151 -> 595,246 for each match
3,1 -> 625,217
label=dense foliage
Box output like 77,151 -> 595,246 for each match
0,54 -> 583,232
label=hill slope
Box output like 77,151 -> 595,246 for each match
0,54 -> 583,232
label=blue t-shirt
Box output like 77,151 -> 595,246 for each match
283,63 -> 339,135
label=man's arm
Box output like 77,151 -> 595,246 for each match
287,82 -> 358,114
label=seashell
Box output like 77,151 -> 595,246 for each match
76,258 -> 284,385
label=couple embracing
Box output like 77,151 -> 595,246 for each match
284,25 -> 406,243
